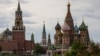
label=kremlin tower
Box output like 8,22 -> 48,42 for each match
0,1 -> 34,54
41,21 -> 47,47
12,1 -> 25,51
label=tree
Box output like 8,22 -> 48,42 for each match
53,53 -> 60,56
89,42 -> 100,56
34,43 -> 46,55
65,41 -> 91,56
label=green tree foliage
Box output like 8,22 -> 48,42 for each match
65,41 -> 91,56
65,41 -> 100,56
34,43 -> 46,55
89,42 -> 100,56
53,53 -> 60,56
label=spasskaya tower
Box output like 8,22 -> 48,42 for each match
12,1 -> 25,51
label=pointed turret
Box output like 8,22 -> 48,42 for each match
31,33 -> 34,43
14,0 -> 24,28
64,0 -> 74,31
17,0 -> 21,11
79,19 -> 90,46
41,21 -> 47,47
48,33 -> 51,50
74,25 -> 79,34
43,21 -> 46,33
55,22 -> 61,30
48,33 -> 51,44
65,0 -> 73,22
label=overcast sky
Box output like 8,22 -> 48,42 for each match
0,0 -> 100,43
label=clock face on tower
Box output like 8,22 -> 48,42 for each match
17,21 -> 20,26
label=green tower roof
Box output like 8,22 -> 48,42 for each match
79,21 -> 87,30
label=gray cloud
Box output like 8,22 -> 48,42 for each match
20,0 -> 29,4
24,20 -> 37,24
23,10 -> 32,17
0,0 -> 12,4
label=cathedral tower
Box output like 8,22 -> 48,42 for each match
12,1 -> 25,51
79,20 -> 90,46
62,22 -> 71,48
65,1 -> 74,30
64,1 -> 74,45
54,21 -> 62,48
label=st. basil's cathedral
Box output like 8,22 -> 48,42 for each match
0,0 -> 90,56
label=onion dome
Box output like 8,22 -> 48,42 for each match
3,28 -> 12,35
55,22 -> 61,30
74,25 -> 79,33
62,22 -> 70,31
79,21 -> 88,30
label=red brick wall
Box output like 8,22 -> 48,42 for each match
0,40 -> 18,51
25,41 -> 34,52
12,30 -> 25,51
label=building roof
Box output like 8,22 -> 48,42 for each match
55,22 -> 61,30
43,21 -> 46,33
3,28 -> 12,35
74,25 -> 79,33
62,22 -> 70,31
16,0 -> 21,12
65,0 -> 73,22
79,21 -> 88,30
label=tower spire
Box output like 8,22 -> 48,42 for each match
48,33 -> 51,49
64,0 -> 74,30
17,0 -> 21,11
68,0 -> 70,5
48,33 -> 51,45
43,21 -> 46,33
31,33 -> 34,43
57,18 -> 59,23
41,21 -> 47,46
66,0 -> 72,19
82,17 -> 84,23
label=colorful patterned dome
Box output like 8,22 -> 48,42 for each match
56,31 -> 63,36
62,22 -> 70,30
55,22 -> 61,30
79,21 -> 87,30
